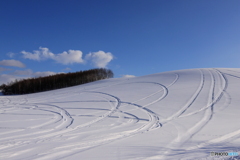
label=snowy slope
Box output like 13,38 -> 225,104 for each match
0,68 -> 240,160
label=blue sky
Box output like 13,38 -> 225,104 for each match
0,0 -> 240,85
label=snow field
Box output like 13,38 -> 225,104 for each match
0,68 -> 240,160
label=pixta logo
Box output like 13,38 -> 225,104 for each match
211,151 -> 239,157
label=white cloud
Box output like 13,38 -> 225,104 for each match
39,47 -> 55,59
85,51 -> 113,68
122,75 -> 136,78
21,47 -> 84,65
0,59 -> 25,68
20,47 -> 114,67
53,50 -> 84,64
21,50 -> 41,60
21,47 -> 54,61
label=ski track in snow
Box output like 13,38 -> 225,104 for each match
0,68 -> 240,160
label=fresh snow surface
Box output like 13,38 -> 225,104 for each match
1,68 -> 240,160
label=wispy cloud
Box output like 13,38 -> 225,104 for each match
0,69 -> 58,85
85,51 -> 113,68
63,67 -> 71,71
7,52 -> 15,58
12,69 -> 33,75
34,71 -> 57,77
21,47 -> 84,65
0,74 -> 19,85
122,75 -> 136,78
12,69 -> 57,77
0,67 -> 11,72
0,59 -> 26,68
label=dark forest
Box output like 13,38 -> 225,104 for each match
0,68 -> 113,95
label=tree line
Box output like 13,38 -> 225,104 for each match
0,68 -> 114,95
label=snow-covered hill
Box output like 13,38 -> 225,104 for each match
1,68 -> 240,160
